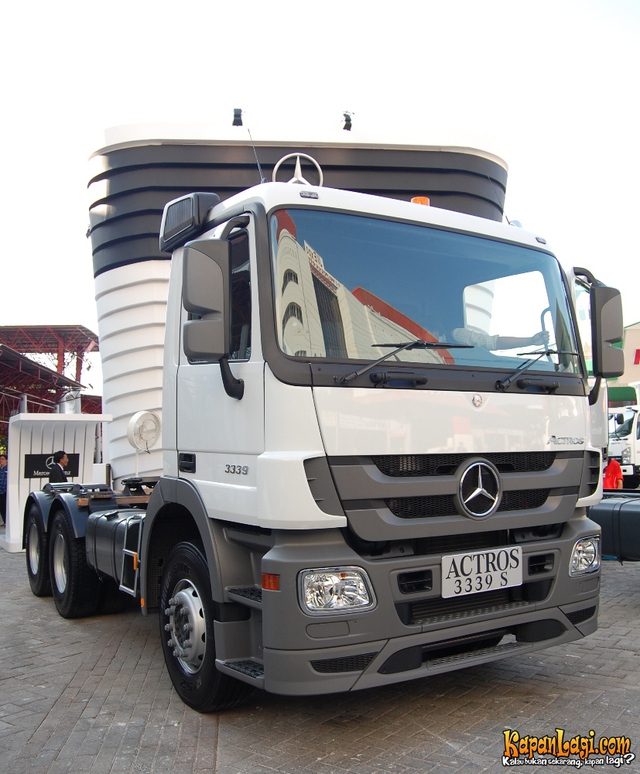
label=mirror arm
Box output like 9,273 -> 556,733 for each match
588,375 -> 602,406
220,356 -> 244,400
574,266 -> 601,286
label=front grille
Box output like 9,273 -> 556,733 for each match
311,653 -> 377,674
426,639 -> 522,667
398,579 -> 552,626
528,553 -> 554,575
415,530 -> 509,556
386,495 -> 457,518
386,489 -> 549,519
372,452 -> 555,477
398,570 -> 433,594
501,489 -> 550,511
582,451 -> 601,498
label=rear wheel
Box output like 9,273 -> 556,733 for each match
25,505 -> 52,597
159,541 -> 252,712
49,510 -> 101,619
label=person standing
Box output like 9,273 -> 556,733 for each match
603,456 -> 624,490
49,451 -> 69,483
0,454 -> 7,525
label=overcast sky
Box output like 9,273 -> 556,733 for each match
1,0 -> 638,390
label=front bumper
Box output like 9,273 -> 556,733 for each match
256,514 -> 600,696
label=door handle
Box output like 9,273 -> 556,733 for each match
179,452 -> 196,473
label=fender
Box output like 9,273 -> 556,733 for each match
22,490 -> 55,548
22,488 -> 92,546
140,476 -> 241,611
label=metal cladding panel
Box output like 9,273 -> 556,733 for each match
93,262 -> 168,487
88,141 -> 508,278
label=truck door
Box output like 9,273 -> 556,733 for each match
176,218 -> 264,522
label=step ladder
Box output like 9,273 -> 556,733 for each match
119,514 -> 143,596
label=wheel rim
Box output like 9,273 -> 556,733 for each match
27,523 -> 40,576
164,579 -> 207,675
52,531 -> 68,593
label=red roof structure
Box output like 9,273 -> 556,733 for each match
0,326 -> 102,441
0,325 -> 99,382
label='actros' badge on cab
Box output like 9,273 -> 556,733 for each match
456,459 -> 502,519
547,435 -> 585,445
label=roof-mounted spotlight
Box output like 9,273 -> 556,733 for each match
233,108 -> 243,127
343,112 -> 352,131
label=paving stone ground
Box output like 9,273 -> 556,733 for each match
1,545 -> 639,774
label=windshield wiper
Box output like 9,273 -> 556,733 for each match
496,349 -> 579,391
337,340 -> 472,385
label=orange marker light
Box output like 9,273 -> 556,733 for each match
262,573 -> 280,591
411,196 -> 431,206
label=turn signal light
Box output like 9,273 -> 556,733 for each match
262,573 -> 280,591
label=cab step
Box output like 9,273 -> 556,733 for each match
216,658 -> 265,687
227,586 -> 263,608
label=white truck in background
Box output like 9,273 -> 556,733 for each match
23,153 -> 624,712
608,406 -> 640,489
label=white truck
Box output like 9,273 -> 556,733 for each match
23,153 -> 624,712
608,406 -> 640,488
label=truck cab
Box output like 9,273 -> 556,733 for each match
608,406 -> 640,488
142,162 -> 623,709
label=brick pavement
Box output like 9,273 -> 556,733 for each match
1,545 -> 639,774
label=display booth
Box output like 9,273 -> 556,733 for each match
0,413 -> 110,553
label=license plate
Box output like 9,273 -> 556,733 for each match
441,546 -> 523,599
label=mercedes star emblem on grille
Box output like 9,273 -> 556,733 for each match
457,459 -> 502,519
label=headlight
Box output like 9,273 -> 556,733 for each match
622,446 -> 631,464
299,567 -> 376,615
569,536 -> 600,577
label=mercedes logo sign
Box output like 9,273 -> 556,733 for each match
456,459 -> 502,519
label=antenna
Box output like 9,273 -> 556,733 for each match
232,108 -> 266,184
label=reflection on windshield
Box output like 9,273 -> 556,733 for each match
270,209 -> 580,374
609,410 -> 637,438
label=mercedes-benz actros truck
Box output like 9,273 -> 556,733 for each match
23,147 -> 624,711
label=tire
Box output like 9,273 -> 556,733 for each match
159,542 -> 253,712
49,510 -> 102,619
25,505 -> 52,597
623,475 -> 640,490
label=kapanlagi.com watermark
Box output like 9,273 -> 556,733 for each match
502,728 -> 634,768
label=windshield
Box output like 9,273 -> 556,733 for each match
609,409 -> 637,438
270,209 -> 580,374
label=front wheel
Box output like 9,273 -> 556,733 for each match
159,542 -> 252,712
25,505 -> 52,597
49,510 -> 101,619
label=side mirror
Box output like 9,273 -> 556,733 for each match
591,284 -> 624,378
182,239 -> 231,361
616,413 -> 624,425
